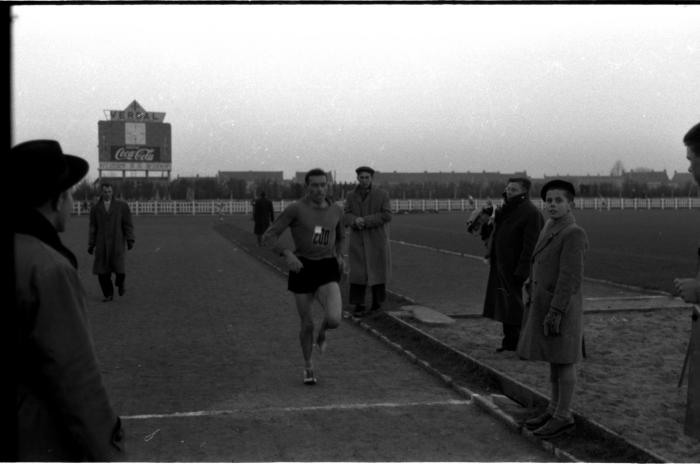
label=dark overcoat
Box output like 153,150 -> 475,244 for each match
517,214 -> 588,364
343,186 -> 392,286
482,196 -> 544,325
253,197 -> 274,235
15,211 -> 124,461
89,199 -> 135,275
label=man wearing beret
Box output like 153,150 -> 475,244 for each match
344,166 -> 392,317
11,140 -> 125,461
483,177 -> 544,352
88,182 -> 135,302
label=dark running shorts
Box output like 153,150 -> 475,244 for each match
288,256 -> 341,294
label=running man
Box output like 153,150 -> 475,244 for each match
262,168 -> 346,385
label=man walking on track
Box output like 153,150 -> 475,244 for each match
262,168 -> 346,385
483,177 -> 544,352
343,166 -> 392,317
252,191 -> 274,246
88,182 -> 135,302
12,140 -> 125,461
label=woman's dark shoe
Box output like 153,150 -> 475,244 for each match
524,411 -> 552,431
532,416 -> 575,439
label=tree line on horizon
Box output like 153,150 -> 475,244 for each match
70,175 -> 699,202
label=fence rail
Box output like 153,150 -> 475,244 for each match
72,197 -> 700,216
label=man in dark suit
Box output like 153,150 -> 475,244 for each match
253,191 -> 274,246
88,183 -> 135,301
482,177 -> 544,352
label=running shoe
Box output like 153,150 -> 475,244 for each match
303,368 -> 317,385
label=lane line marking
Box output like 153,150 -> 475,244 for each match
122,399 -> 471,420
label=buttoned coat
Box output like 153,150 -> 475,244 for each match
482,196 -> 544,325
517,214 -> 588,364
343,186 -> 392,286
89,199 -> 135,275
15,212 -> 124,461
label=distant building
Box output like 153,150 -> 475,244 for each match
373,170 -> 528,186
217,171 -> 284,184
538,174 -> 625,192
293,170 -> 335,184
624,169 -> 669,189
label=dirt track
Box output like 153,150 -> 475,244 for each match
61,216 -> 554,462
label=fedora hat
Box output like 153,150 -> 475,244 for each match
11,140 -> 89,206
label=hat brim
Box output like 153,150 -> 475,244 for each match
60,154 -> 89,191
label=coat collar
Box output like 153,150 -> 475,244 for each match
532,213 -> 575,258
12,208 -> 78,269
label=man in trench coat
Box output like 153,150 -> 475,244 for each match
483,177 -> 544,352
88,183 -> 135,301
344,166 -> 392,316
12,140 -> 125,461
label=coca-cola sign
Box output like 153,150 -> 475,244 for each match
111,146 -> 160,162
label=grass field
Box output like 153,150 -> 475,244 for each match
388,209 -> 700,294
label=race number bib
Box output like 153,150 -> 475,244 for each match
312,225 -> 331,246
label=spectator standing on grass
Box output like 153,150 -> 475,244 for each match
88,182 -> 135,302
12,140 -> 125,461
482,177 -> 544,352
343,166 -> 392,317
517,179 -> 588,440
252,191 -> 274,246
674,122 -> 700,305
262,168 -> 346,385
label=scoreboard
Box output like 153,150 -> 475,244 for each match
98,100 -> 171,176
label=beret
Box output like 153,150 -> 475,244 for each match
540,179 -> 575,201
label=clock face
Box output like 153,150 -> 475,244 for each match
125,122 -> 146,145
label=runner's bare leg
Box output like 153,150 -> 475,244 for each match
294,293 -> 316,369
314,281 -> 342,351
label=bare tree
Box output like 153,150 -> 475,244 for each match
610,160 -> 626,176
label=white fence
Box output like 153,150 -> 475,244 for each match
72,197 -> 700,216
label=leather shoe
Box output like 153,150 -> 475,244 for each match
118,284 -> 125,296
533,416 -> 575,439
102,296 -> 114,302
352,305 -> 368,317
524,411 -> 552,431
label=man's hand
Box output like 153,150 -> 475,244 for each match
87,245 -> 95,255
674,277 -> 700,304
543,309 -> 562,337
284,251 -> 303,273
354,217 -> 366,229
127,240 -> 134,250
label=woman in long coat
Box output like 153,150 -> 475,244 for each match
517,179 -> 588,440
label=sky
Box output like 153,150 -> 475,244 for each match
11,4 -> 700,183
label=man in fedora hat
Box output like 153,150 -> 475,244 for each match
88,182 -> 135,301
11,140 -> 125,461
343,166 -> 392,316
